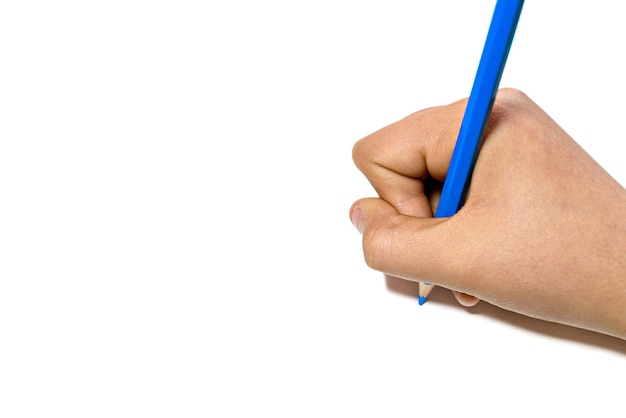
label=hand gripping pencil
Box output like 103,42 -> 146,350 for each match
418,0 -> 525,305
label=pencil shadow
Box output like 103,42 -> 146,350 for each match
384,275 -> 626,355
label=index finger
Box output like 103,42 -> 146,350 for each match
352,97 -> 467,216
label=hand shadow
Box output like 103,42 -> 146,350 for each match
385,274 -> 626,355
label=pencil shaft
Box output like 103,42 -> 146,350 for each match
436,0 -> 524,217
419,0 -> 524,304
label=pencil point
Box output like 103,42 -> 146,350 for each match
418,282 -> 434,305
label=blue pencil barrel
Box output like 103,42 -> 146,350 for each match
435,0 -> 524,218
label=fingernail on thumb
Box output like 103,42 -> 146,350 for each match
351,207 -> 363,233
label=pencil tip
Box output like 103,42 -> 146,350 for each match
418,296 -> 427,305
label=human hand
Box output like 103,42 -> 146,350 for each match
350,89 -> 626,340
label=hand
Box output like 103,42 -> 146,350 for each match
350,88 -> 626,340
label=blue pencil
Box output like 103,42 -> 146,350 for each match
418,0 -> 525,305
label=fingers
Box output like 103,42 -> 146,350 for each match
348,90 -> 539,304
452,291 -> 481,307
349,197 -> 463,288
351,98 -> 467,216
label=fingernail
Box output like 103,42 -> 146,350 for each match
351,207 -> 363,233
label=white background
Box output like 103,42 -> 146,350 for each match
1,1 -> 625,417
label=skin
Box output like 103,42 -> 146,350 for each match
350,88 -> 626,340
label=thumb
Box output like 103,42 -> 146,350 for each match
350,197 -> 469,291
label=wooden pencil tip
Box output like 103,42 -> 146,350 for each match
418,296 -> 427,305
